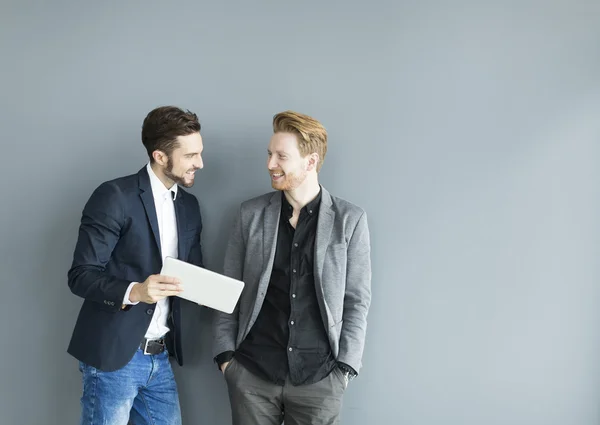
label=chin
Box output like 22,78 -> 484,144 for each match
177,177 -> 194,188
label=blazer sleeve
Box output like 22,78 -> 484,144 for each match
212,206 -> 245,358
67,182 -> 132,312
337,211 -> 372,373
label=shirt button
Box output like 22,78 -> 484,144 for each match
290,321 -> 295,325
289,347 -> 293,352
309,210 -> 313,214
146,309 -> 154,315
292,269 -> 296,273
292,294 -> 296,298
294,243 -> 298,247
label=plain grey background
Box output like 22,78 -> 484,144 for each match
1,1 -> 599,424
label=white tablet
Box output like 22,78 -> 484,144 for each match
160,256 -> 244,314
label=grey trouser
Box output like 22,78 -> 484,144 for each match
223,358 -> 347,425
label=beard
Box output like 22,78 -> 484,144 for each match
270,168 -> 308,191
164,157 -> 196,188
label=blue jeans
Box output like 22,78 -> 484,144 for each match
79,348 -> 181,425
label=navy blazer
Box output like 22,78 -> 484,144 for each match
67,166 -> 203,371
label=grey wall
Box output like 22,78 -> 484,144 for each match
1,1 -> 599,424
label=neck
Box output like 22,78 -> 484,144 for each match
150,162 -> 175,190
283,174 -> 320,213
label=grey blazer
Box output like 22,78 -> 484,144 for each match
212,187 -> 371,374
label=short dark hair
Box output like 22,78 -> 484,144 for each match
141,106 -> 201,160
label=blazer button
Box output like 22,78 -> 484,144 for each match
146,309 -> 154,315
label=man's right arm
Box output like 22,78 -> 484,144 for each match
67,182 -> 180,312
213,206 -> 246,370
67,182 -> 132,312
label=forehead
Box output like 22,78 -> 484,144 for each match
268,132 -> 299,153
174,132 -> 203,153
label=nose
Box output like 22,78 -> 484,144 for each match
267,156 -> 277,170
195,156 -> 204,170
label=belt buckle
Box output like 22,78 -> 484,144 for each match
143,339 -> 153,355
142,338 -> 164,355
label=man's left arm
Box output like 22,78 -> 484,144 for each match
337,211 -> 372,376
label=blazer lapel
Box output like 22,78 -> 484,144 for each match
263,192 -> 281,265
138,168 -> 162,258
174,194 -> 187,259
315,188 -> 335,292
245,192 -> 282,333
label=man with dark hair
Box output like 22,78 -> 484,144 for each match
67,106 -> 204,425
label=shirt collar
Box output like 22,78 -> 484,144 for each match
146,163 -> 178,201
281,187 -> 322,219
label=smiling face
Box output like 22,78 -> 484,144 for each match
161,132 -> 204,188
141,106 -> 203,188
267,131 -> 313,191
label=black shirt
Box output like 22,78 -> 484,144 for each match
234,190 -> 337,385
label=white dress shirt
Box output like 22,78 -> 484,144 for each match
123,163 -> 179,340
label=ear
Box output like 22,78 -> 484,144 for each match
306,153 -> 319,172
152,150 -> 168,166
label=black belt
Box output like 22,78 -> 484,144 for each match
140,337 -> 165,355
